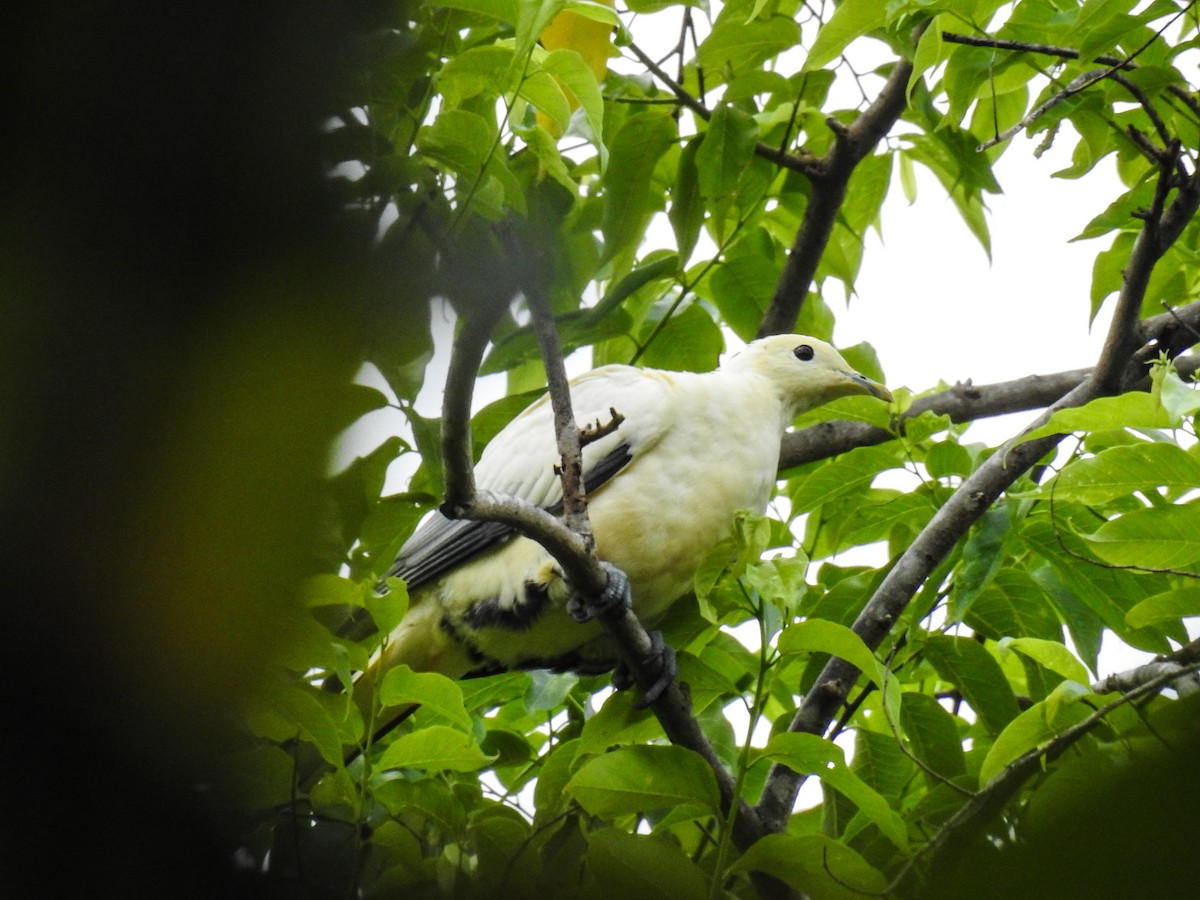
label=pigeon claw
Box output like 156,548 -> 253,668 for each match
612,629 -> 677,709
566,561 -> 632,623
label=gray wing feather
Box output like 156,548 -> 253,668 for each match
383,441 -> 632,592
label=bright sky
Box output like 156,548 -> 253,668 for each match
842,136 -> 1118,432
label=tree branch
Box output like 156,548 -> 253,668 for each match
483,226 -> 771,856
626,42 -> 822,177
1092,636 -> 1200,695
777,351 -> 1198,472
756,151 -> 1200,833
941,29 -> 1200,119
757,22 -> 926,338
946,3 -> 1199,152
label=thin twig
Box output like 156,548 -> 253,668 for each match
977,67 -> 1110,151
958,2 -> 1198,150
942,30 -> 1200,120
625,42 -> 822,177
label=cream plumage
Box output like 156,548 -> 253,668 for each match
350,335 -> 890,727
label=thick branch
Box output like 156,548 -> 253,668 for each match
757,24 -> 925,338
778,349 -> 1198,472
1092,636 -> 1200,694
780,367 -> 1091,469
440,301 -> 506,513
756,157 -> 1200,833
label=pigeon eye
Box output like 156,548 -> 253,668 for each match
794,344 -> 814,361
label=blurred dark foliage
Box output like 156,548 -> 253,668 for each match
1,2 -> 396,895
927,702 -> 1200,899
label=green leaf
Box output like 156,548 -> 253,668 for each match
1089,232 -> 1136,321
1024,519 -> 1172,655
803,0 -> 886,72
1158,366 -> 1200,422
695,103 -> 758,201
850,728 -> 915,800
371,777 -> 466,831
542,48 -> 606,158
1045,442 -> 1200,505
471,811 -> 532,885
898,150 -> 918,203
515,0 -> 566,62
728,834 -> 887,898
301,573 -> 362,609
439,46 -> 516,107
600,111 -> 676,264
518,69 -> 572,132
698,17 -> 801,77
1083,502 -> 1200,568
789,444 -> 902,514
263,686 -> 360,767
576,692 -> 661,758
416,108 -> 496,177
925,440 -> 973,478
999,637 -> 1091,685
518,122 -> 578,191
637,303 -> 723,372
567,745 -> 720,818
756,733 -> 909,852
1021,391 -> 1170,442
533,738 -> 580,824
900,692 -> 967,782
1126,586 -> 1200,628
669,138 -> 704,263
378,724 -> 496,772
378,666 -> 471,730
525,670 -> 578,710
582,830 -> 710,900
705,227 -> 778,340
429,0 -> 520,23
923,635 -> 1021,737
481,308 -> 630,375
965,568 -> 1063,642
949,507 -> 1010,620
459,671 -> 530,713
364,578 -> 410,636
1074,187 -> 1153,241
777,618 -> 884,687
592,252 -> 680,321
909,15 -> 946,98
979,688 -> 1091,784
1031,565 -> 1104,675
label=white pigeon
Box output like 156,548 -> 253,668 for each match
349,334 -> 891,731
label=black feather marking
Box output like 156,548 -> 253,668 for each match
463,580 -> 552,631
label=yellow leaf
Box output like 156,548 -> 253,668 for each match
537,1 -> 613,135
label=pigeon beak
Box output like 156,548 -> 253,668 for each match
842,370 -> 893,402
